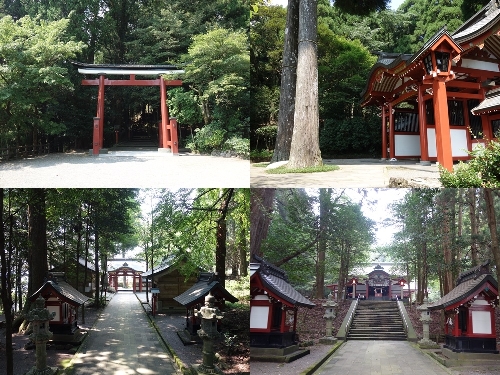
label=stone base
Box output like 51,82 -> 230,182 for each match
24,366 -> 58,375
418,339 -> 440,349
88,149 -> 108,155
420,160 -> 432,166
177,329 -> 201,345
429,347 -> 500,367
319,336 -> 338,345
193,363 -> 223,375
158,148 -> 176,155
250,344 -> 310,363
51,330 -> 87,346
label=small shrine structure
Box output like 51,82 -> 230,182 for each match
72,62 -> 183,155
327,264 -> 409,301
428,261 -> 499,354
29,273 -> 89,342
361,0 -> 500,171
173,272 -> 238,343
49,257 -> 96,295
142,255 -> 198,312
250,256 -> 315,362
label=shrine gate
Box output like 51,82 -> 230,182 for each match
73,62 -> 183,155
362,0 -> 500,171
107,262 -> 144,292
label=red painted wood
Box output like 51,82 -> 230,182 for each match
81,78 -> 182,86
418,83 -> 430,162
432,76 -> 453,171
381,105 -> 387,159
389,103 -> 395,159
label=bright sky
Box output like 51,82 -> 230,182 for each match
269,0 -> 404,10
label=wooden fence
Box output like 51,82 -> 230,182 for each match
0,143 -> 51,161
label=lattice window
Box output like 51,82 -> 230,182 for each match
448,100 -> 464,126
467,99 -> 483,139
425,99 -> 435,125
492,119 -> 500,137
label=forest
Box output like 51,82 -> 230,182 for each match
0,0 -> 249,156
250,0 -> 491,160
0,188 -> 250,374
251,188 -> 500,305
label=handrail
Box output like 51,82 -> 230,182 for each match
336,297 -> 359,340
396,299 -> 417,341
346,297 -> 359,334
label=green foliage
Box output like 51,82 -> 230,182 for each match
168,88 -> 203,127
254,124 -> 278,150
440,140 -> 500,188
190,123 -> 227,153
334,0 -> 390,15
225,277 -> 250,301
222,137 -> 250,158
250,149 -> 273,162
266,164 -> 340,174
183,28 -> 249,137
0,15 -> 85,146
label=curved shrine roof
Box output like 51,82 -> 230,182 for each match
30,279 -> 89,306
173,272 -> 238,307
251,256 -> 315,308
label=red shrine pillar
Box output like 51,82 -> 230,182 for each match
389,102 -> 395,159
381,105 -> 387,160
139,276 -> 143,292
418,84 -> 430,165
96,75 -> 105,155
432,76 -> 453,171
132,275 -> 136,292
160,77 -> 171,151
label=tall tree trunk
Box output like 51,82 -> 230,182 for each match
94,225 -> 100,308
0,188 -> 14,375
27,189 -> 47,300
468,188 -> 479,266
438,190 -> 454,295
483,189 -> 500,283
238,216 -> 248,277
216,189 -> 234,289
315,188 -> 330,298
272,0 -> 299,162
287,0 -> 322,169
250,188 -> 275,259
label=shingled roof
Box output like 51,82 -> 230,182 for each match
428,269 -> 498,311
173,272 -> 238,307
471,87 -> 500,114
251,256 -> 315,308
30,278 -> 89,306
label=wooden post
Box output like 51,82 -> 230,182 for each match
389,103 -> 395,159
433,77 -> 453,171
160,77 -> 170,151
169,118 -> 179,155
97,75 -> 105,152
381,106 -> 387,160
92,117 -> 100,155
418,84 -> 430,165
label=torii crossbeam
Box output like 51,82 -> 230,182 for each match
72,62 -> 184,155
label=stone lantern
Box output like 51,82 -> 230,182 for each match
320,292 -> 337,344
417,302 -> 439,349
25,295 -> 58,375
195,292 -> 223,374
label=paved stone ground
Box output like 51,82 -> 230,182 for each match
0,151 -> 249,188
314,341 -> 450,375
250,159 -> 442,188
70,292 -> 181,375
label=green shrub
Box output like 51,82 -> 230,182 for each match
440,140 -> 500,187
192,123 -> 227,153
223,137 -> 250,158
250,149 -> 273,162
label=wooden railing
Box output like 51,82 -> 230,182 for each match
0,143 -> 51,161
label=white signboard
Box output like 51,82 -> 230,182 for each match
250,306 -> 269,329
472,310 -> 492,334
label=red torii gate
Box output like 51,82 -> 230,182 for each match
73,62 -> 183,155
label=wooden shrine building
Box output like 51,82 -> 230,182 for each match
250,256 -> 315,351
49,257 -> 96,295
174,272 -> 238,343
362,0 -> 500,171
327,264 -> 409,301
142,255 -> 198,312
428,261 -> 499,353
29,273 -> 89,335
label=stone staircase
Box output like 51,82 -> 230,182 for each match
347,300 -> 407,340
111,134 -> 158,150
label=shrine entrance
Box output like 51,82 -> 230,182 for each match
108,262 -> 144,292
72,62 -> 183,155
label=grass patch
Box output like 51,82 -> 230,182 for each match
252,162 -> 269,167
266,164 -> 339,174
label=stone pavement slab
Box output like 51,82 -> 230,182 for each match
70,292 -> 181,375
251,159 -> 441,188
0,152 -> 249,188
314,341 -> 450,375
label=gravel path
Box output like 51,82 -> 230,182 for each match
0,151 -> 249,187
